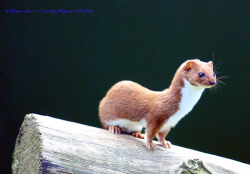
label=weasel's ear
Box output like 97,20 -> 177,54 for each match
208,61 -> 213,68
183,61 -> 196,71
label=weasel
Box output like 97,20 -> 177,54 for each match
99,59 -> 216,150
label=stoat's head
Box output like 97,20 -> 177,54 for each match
182,59 -> 216,88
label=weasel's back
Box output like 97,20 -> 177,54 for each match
99,80 -> 155,125
105,80 -> 151,98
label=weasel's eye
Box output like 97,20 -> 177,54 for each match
198,72 -> 205,77
213,73 -> 216,77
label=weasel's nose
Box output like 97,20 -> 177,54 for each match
209,81 -> 216,85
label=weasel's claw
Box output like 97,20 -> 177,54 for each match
147,141 -> 156,151
160,140 -> 172,149
108,126 -> 121,134
131,132 -> 145,139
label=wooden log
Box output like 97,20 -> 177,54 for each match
12,114 -> 250,174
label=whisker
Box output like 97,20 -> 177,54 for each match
213,61 -> 223,76
217,76 -> 229,86
214,60 -> 222,69
211,83 -> 221,93
217,79 -> 227,85
214,69 -> 226,76
211,82 -> 221,93
210,76 -> 228,93
210,55 -> 227,92
217,76 -> 230,80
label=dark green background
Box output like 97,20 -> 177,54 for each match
1,1 -> 249,173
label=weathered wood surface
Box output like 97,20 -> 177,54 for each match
12,114 -> 250,174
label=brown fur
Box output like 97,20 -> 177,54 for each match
99,59 -> 216,150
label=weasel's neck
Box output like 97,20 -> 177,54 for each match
159,78 -> 204,131
163,76 -> 204,116
180,79 -> 204,110
164,71 -> 205,98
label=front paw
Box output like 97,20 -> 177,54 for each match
160,140 -> 172,149
146,141 -> 156,150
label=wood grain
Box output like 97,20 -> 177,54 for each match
12,114 -> 250,174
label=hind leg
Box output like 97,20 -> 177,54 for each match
109,126 -> 122,134
131,131 -> 145,139
109,126 -> 144,139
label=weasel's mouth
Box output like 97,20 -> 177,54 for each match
205,83 -> 216,88
205,85 -> 214,88
196,82 -> 216,88
190,81 -> 198,86
188,80 -> 216,88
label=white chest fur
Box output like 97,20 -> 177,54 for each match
159,79 -> 204,132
